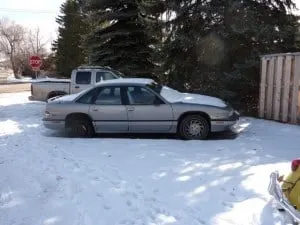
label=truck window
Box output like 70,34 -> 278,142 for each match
76,71 -> 92,84
96,72 -> 117,83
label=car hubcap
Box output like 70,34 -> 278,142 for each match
184,119 -> 204,137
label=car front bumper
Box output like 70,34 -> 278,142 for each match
43,118 -> 65,131
211,110 -> 240,132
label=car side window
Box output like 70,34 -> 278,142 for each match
96,72 -> 117,83
76,72 -> 91,84
76,88 -> 99,104
94,87 -> 122,105
127,86 -> 161,105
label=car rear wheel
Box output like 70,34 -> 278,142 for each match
179,115 -> 210,140
65,115 -> 94,138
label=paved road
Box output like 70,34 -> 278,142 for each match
0,83 -> 31,93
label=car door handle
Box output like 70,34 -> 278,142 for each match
127,107 -> 135,111
92,109 -> 98,112
75,86 -> 79,89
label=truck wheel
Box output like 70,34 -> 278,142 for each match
178,115 -> 210,140
47,92 -> 67,100
65,115 -> 94,138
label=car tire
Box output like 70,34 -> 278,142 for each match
65,116 -> 95,138
178,115 -> 210,140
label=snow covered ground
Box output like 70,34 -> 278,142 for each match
0,91 -> 299,225
5,75 -> 70,83
6,75 -> 32,82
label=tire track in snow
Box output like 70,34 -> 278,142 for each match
46,146 -> 125,224
0,124 -> 71,224
49,147 -> 180,225
45,145 -> 89,225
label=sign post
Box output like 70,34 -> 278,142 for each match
29,55 -> 42,79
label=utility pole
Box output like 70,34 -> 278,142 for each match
36,27 -> 39,79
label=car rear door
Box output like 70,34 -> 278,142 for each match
125,86 -> 174,132
88,86 -> 129,132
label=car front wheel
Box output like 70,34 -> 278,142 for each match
179,115 -> 210,140
65,116 -> 94,138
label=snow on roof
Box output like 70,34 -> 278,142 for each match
96,78 -> 155,86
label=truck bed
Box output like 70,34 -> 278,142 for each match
31,78 -> 71,83
30,79 -> 71,101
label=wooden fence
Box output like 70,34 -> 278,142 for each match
259,53 -> 300,124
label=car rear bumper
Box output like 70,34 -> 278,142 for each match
43,118 -> 65,131
211,111 -> 239,132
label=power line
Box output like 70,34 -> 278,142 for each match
0,8 -> 58,14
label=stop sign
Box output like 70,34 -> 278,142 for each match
29,55 -> 42,70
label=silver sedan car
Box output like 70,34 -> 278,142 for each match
43,78 -> 239,140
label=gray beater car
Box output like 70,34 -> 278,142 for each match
43,78 -> 239,140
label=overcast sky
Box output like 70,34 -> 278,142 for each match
0,0 -> 63,50
0,0 -> 300,51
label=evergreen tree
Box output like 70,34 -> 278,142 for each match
163,0 -> 300,114
84,0 -> 164,79
52,0 -> 88,77
216,0 -> 300,113
162,0 -> 213,91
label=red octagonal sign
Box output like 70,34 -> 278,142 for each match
29,55 -> 42,70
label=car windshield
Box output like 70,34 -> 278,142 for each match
146,82 -> 182,103
146,82 -> 163,94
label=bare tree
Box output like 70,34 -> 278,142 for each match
21,27 -> 49,77
0,18 -> 25,78
27,27 -> 49,56
0,18 -> 49,79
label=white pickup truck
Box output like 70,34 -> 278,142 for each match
29,66 -> 123,101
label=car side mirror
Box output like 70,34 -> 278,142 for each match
153,97 -> 163,105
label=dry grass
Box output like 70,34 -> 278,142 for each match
0,83 -> 31,93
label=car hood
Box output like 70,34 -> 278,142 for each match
180,93 -> 227,107
48,92 -> 81,103
161,89 -> 227,108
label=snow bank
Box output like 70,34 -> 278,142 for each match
6,74 -> 32,82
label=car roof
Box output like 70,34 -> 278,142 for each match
95,78 -> 155,86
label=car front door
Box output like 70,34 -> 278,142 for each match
125,86 -> 174,132
89,86 -> 128,132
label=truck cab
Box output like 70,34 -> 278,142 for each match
70,66 -> 121,94
29,66 -> 123,101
